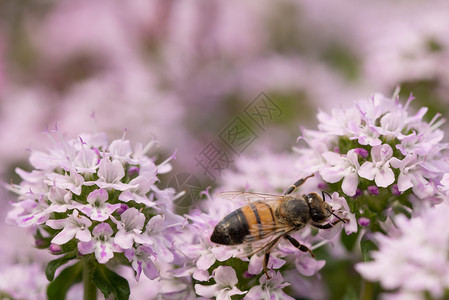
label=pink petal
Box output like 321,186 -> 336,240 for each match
143,260 -> 159,280
374,167 -> 395,187
342,173 -> 359,196
76,228 -> 92,242
214,266 -> 238,286
197,252 -> 216,270
95,244 -> 114,264
52,228 -> 76,245
358,162 -> 376,180
397,173 -> 414,192
295,256 -> 326,276
78,241 -> 94,255
195,284 -> 217,298
114,231 -> 134,249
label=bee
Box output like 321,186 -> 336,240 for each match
210,174 -> 347,277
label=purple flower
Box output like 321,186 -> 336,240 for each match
390,154 -> 434,199
135,215 -> 175,263
358,217 -> 370,227
80,188 -> 120,222
78,223 -> 120,264
195,266 -> 246,299
358,144 -> 395,187
319,149 -> 360,196
367,185 -> 379,195
118,173 -> 158,207
86,157 -> 135,191
245,272 -> 294,300
46,209 -> 92,245
45,186 -> 80,213
45,169 -> 85,195
111,207 -> 145,249
108,138 -> 133,162
124,245 -> 158,281
73,146 -> 99,175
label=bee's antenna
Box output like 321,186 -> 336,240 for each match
321,191 -> 332,201
326,208 -> 346,224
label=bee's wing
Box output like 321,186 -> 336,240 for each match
216,191 -> 291,206
237,225 -> 295,258
238,218 -> 296,258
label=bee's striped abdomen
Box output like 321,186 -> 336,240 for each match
242,202 -> 276,240
210,201 -> 276,245
210,208 -> 250,245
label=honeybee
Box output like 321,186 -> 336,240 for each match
210,174 -> 346,277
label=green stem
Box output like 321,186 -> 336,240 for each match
83,256 -> 97,300
359,279 -> 374,300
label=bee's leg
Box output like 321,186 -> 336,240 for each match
284,174 -> 314,195
312,217 -> 349,229
284,235 -> 315,257
263,252 -> 271,279
261,237 -> 282,279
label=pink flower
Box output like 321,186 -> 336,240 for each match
390,154 -> 434,199
358,144 -> 395,187
124,245 -> 158,281
80,188 -> 121,221
195,266 -> 246,299
245,272 -> 294,300
86,157 -> 134,191
135,215 -> 175,263
78,223 -> 120,264
46,209 -> 92,245
111,207 -> 145,249
319,149 -> 360,196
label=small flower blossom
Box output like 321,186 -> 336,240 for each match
46,186 -> 79,213
358,144 -> 395,188
112,207 -> 145,249
46,209 -> 92,245
245,272 -> 294,300
135,215 -> 176,263
80,188 -> 120,221
124,245 -> 158,281
195,266 -> 246,299
390,154 -> 434,199
78,223 -> 119,264
319,149 -> 360,196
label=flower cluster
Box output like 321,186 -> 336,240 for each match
296,93 -> 449,228
6,128 -> 184,284
356,202 -> 449,300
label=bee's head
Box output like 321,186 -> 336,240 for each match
304,192 -> 332,223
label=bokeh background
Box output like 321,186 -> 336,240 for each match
1,0 -> 448,298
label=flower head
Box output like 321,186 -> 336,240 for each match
297,93 -> 449,229
356,203 -> 449,299
7,129 -> 184,281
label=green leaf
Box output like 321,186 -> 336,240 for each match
47,262 -> 83,300
46,252 -> 77,281
361,239 -> 378,262
93,264 -> 130,300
